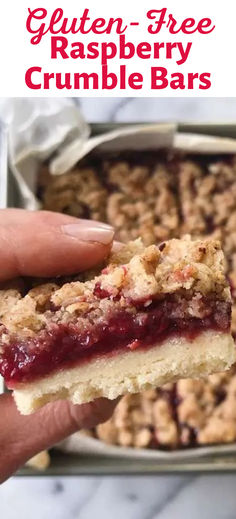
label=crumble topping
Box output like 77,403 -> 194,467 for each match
90,366 -> 236,448
106,164 -> 180,244
40,155 -> 180,245
0,289 -> 21,318
42,166 -> 107,222
0,236 -> 229,340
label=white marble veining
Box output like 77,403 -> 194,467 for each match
2,97 -> 236,517
78,97 -> 236,123
2,474 -> 236,518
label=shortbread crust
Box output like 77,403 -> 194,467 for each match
14,331 -> 235,415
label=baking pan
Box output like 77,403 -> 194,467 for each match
0,123 -> 8,210
4,121 -> 236,475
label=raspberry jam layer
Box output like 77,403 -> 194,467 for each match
0,297 -> 231,388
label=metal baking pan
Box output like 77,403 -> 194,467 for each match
3,121 -> 236,475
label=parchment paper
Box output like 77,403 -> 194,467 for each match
58,432 -> 236,461
3,100 -> 236,209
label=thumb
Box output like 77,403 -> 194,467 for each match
0,209 -> 114,281
0,393 -> 117,482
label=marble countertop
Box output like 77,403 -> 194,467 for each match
2,474 -> 236,518
2,97 -> 236,518
79,97 -> 236,123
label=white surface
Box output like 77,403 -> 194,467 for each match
2,97 -> 236,515
78,97 -> 236,123
2,475 -> 236,518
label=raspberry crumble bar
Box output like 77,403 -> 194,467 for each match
0,236 -> 234,415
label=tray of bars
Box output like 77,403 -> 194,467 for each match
3,114 -> 236,474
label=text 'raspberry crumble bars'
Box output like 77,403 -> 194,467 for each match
0,236 -> 235,415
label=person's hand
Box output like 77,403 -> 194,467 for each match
0,209 -> 117,483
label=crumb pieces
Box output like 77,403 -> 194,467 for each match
41,167 -> 107,222
0,289 -> 21,318
1,295 -> 45,335
28,284 -> 58,310
106,163 -> 179,245
0,235 -> 228,337
26,450 -> 50,470
90,367 -> 236,448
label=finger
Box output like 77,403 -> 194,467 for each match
0,393 -> 117,483
0,209 -> 115,281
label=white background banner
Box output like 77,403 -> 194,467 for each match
0,1 -> 235,97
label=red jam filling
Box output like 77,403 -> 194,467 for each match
0,298 -> 231,388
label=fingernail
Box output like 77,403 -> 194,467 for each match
112,241 -> 123,253
62,221 -> 115,245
